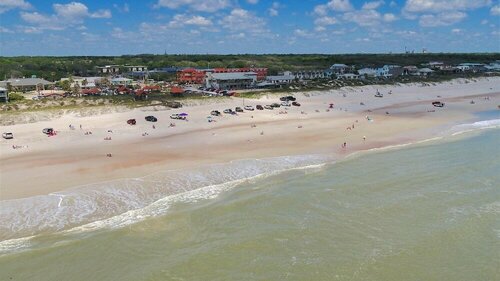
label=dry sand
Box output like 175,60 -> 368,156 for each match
1,78 -> 499,200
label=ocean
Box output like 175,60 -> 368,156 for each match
0,114 -> 499,281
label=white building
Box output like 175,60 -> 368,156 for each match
265,71 -> 295,84
205,72 -> 257,90
293,70 -> 326,80
111,77 -> 133,86
357,68 -> 377,77
97,65 -> 121,74
125,66 -> 148,72
60,77 -> 103,88
337,73 -> 359,80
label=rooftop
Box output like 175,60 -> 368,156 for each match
209,72 -> 257,80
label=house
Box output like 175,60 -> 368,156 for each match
293,70 -> 326,80
111,77 -> 133,86
485,61 -> 500,71
416,68 -> 434,76
60,77 -> 102,88
357,68 -> 377,77
376,65 -> 403,78
205,72 -> 257,90
124,66 -> 147,72
328,64 -> 352,75
403,66 -> 419,75
0,77 -> 54,91
265,71 -> 295,85
177,68 -> 206,84
0,87 -> 8,102
96,65 -> 121,74
456,63 -> 486,72
212,68 -> 267,81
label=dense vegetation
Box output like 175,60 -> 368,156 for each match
1,53 -> 499,81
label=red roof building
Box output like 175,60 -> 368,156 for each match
177,68 -> 206,84
177,67 -> 268,84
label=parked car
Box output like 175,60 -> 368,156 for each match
42,128 -> 54,135
244,105 -> 254,111
127,119 -> 137,125
145,116 -> 158,122
281,102 -> 291,107
280,96 -> 296,101
292,102 -> 301,106
256,105 -> 264,110
432,101 -> 445,107
264,105 -> 274,110
170,114 -> 185,120
211,110 -> 221,116
271,103 -> 281,108
2,132 -> 13,139
223,108 -> 234,114
235,107 -> 244,113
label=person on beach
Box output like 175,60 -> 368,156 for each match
363,136 -> 366,141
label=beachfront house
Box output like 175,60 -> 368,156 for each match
0,87 -> 8,102
485,61 -> 500,71
376,65 -> 403,78
456,63 -> 487,73
205,72 -> 257,90
60,77 -> 103,88
293,70 -> 327,80
357,68 -> 377,78
265,71 -> 295,85
416,68 -> 434,76
328,64 -> 352,75
0,77 -> 54,92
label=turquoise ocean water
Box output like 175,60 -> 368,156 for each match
0,114 -> 499,281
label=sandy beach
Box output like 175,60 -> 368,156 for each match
1,78 -> 499,200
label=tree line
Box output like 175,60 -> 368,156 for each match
1,53 -> 499,81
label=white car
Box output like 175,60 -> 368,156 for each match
2,132 -> 13,139
281,102 -> 291,107
244,105 -> 254,111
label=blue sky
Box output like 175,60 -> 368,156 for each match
0,0 -> 499,56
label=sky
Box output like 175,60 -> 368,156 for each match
0,0 -> 499,56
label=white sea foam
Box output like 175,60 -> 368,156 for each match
449,119 -> 500,136
0,154 -> 331,254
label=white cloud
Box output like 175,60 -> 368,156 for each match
246,0 -> 258,4
20,2 -> 111,30
156,0 -> 231,12
0,0 -> 31,14
451,28 -> 462,33
327,0 -> 353,12
90,9 -> 112,18
419,11 -> 466,27
0,26 -> 14,33
481,19 -> 488,24
315,16 -> 338,26
343,9 -> 382,26
383,13 -> 397,22
404,0 -> 491,13
219,8 -> 267,34
362,1 -> 384,10
113,3 -> 130,13
169,14 -> 212,27
268,2 -> 279,16
491,5 -> 500,16
294,28 -> 312,37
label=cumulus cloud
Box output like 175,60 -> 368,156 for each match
156,0 -> 231,12
314,16 -> 338,26
343,9 -> 382,26
20,2 -> 111,31
383,13 -> 397,22
362,1 -> 384,10
327,0 -> 353,12
404,0 -> 491,13
268,2 -> 279,16
0,0 -> 31,14
219,8 -> 267,34
246,0 -> 258,4
491,5 -> 500,16
169,14 -> 212,27
419,11 -> 466,27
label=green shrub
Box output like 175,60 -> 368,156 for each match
8,93 -> 25,101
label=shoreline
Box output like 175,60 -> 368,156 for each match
0,120 -> 498,251
0,77 -> 499,202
